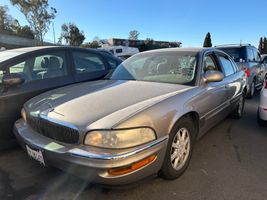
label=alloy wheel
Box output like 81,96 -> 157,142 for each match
170,127 -> 191,171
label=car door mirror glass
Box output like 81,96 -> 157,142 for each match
3,73 -> 25,87
203,70 -> 224,83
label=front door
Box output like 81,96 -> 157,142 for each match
0,50 -> 74,140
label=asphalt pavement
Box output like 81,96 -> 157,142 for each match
0,94 -> 267,200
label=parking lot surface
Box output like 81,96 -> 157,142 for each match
0,95 -> 267,200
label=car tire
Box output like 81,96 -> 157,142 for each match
247,80 -> 255,99
231,93 -> 245,119
159,116 -> 196,180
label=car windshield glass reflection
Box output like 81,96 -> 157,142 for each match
110,52 -> 198,85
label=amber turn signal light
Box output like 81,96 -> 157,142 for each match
107,155 -> 157,176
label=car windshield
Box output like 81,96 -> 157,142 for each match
110,51 -> 198,85
218,47 -> 245,62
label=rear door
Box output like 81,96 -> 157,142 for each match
0,49 -> 73,139
252,48 -> 265,86
247,47 -> 262,86
216,52 -> 243,106
71,50 -> 110,82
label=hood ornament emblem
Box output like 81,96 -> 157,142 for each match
46,102 -> 54,112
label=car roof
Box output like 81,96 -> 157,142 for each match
138,47 -> 224,55
215,44 -> 253,48
0,46 -> 113,69
3,46 -> 103,53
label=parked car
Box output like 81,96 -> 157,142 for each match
0,46 -> 122,149
258,80 -> 267,125
216,44 -> 267,98
14,48 -> 247,186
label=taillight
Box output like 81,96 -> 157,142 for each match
244,68 -> 251,77
265,81 -> 267,89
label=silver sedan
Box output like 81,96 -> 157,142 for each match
14,48 -> 247,186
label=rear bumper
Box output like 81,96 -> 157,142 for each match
259,89 -> 267,121
14,119 -> 168,186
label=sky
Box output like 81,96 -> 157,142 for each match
1,0 -> 267,47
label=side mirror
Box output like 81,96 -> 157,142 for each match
2,73 -> 25,87
203,70 -> 224,83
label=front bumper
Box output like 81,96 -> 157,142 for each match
14,119 -> 168,186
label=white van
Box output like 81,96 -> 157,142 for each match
99,45 -> 139,60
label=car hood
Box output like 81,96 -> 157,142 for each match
25,80 -> 193,131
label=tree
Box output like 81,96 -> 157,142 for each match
0,5 -> 34,39
0,5 -> 17,34
89,41 -> 99,48
80,41 -> 99,48
16,25 -> 34,39
203,32 -> 212,47
258,37 -> 263,54
10,0 -> 57,44
128,30 -> 140,40
263,37 -> 267,54
58,23 -> 85,46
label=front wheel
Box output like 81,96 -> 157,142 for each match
231,93 -> 245,119
159,117 -> 196,180
247,81 -> 255,99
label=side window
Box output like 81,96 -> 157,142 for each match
116,49 -> 123,53
203,55 -> 218,73
107,57 -> 118,69
230,59 -> 240,72
8,51 -> 68,83
73,51 -> 106,74
253,49 -> 261,63
218,55 -> 235,76
9,61 -> 26,73
247,48 -> 255,62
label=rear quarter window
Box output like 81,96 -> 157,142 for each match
218,55 -> 235,76
218,47 -> 245,62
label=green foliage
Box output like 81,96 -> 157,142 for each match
10,0 -> 57,44
58,23 -> 85,46
0,5 -> 34,39
139,38 -> 175,52
0,5 -> 17,34
128,30 -> 140,40
203,32 -> 212,47
258,37 -> 263,54
89,41 -> 99,48
16,25 -> 34,39
258,37 -> 267,54
80,41 -> 99,48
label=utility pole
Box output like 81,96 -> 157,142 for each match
52,21 -> 56,44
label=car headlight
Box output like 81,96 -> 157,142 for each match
21,108 -> 27,122
84,128 -> 156,149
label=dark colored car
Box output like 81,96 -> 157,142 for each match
0,46 -> 122,149
216,44 -> 267,98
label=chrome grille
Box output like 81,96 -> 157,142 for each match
27,115 -> 79,144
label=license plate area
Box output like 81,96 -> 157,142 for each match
26,145 -> 45,166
